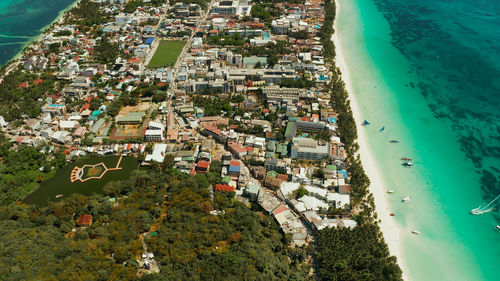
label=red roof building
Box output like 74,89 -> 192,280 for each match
215,184 -> 235,192
77,214 -> 93,226
277,174 -> 289,182
33,78 -> 44,85
196,161 -> 210,172
272,204 -> 287,215
229,160 -> 241,167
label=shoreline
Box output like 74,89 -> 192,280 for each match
331,1 -> 409,280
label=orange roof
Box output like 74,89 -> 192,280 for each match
215,184 -> 235,192
273,204 -> 287,215
277,174 -> 289,182
33,78 -> 44,85
77,214 -> 93,226
197,161 -> 210,169
229,160 -> 241,166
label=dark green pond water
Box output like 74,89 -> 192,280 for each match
24,156 -> 140,205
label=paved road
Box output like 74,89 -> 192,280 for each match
165,0 -> 216,130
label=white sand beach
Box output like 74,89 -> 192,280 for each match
331,2 -> 409,280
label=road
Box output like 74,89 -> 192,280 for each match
164,0 -> 216,130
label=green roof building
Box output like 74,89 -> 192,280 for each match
276,143 -> 288,158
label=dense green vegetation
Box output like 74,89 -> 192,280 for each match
67,0 -> 107,26
317,225 -> 402,281
95,36 -> 120,64
0,134 -> 67,205
123,0 -> 165,13
0,70 -> 62,122
148,40 -> 186,68
206,33 -> 247,46
0,165 -> 311,280
251,3 -> 280,24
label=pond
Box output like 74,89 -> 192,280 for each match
24,156 -> 140,205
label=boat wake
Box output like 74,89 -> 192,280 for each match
471,194 -> 500,215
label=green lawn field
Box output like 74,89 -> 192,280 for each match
148,40 -> 186,68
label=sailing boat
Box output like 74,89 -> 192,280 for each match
362,120 -> 370,126
470,193 -> 500,215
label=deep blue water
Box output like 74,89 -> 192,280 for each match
0,0 -> 76,66
372,0 -> 500,204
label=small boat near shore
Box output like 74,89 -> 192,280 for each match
389,140 -> 399,143
387,190 -> 394,193
496,225 -> 500,231
55,194 -> 64,198
401,157 -> 413,161
411,230 -> 420,235
402,161 -> 414,167
390,213 -> 395,216
402,196 -> 411,202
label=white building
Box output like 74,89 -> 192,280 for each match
210,0 -> 252,17
145,144 -> 167,163
290,137 -> 330,160
144,129 -> 164,142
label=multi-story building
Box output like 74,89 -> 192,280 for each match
290,137 -> 330,160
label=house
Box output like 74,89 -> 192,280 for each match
196,160 -> 210,172
77,214 -> 93,226
201,125 -> 224,142
264,176 -> 283,189
244,183 -> 260,201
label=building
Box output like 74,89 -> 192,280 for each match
144,129 -> 164,142
116,112 -> 145,125
196,161 -> 210,173
77,214 -> 93,226
201,125 -> 224,142
290,137 -> 330,160
145,144 -> 167,163
210,0 -> 252,17
263,86 -> 305,105
42,104 -> 66,115
264,159 -> 287,174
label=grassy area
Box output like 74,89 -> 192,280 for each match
148,40 -> 186,68
24,156 -> 140,205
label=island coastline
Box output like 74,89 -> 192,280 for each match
331,0 -> 409,280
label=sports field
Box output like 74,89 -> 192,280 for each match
148,40 -> 186,68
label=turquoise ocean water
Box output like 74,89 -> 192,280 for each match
336,0 -> 499,280
0,0 -> 76,66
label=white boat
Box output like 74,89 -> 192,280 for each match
402,196 -> 411,202
496,225 -> 500,231
402,161 -> 414,167
411,230 -> 420,235
387,190 -> 395,194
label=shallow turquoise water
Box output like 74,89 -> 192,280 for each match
0,0 -> 76,66
336,0 -> 499,280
